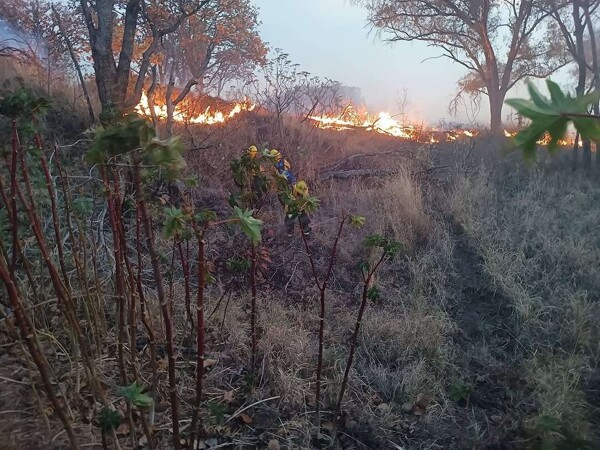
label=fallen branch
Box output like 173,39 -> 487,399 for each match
318,169 -> 397,181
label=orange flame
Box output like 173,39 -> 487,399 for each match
309,107 -> 478,143
135,91 -> 255,124
309,107 -> 420,139
504,129 -> 571,146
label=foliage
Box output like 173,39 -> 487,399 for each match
163,206 -> 192,239
527,415 -> 592,450
364,234 -> 404,259
98,408 -> 122,433
206,400 -> 228,426
448,379 -> 472,402
366,286 -> 380,302
0,87 -> 49,120
118,382 -> 153,409
86,115 -> 185,180
226,256 -> 252,273
358,0 -> 566,131
349,215 -> 366,228
232,206 -> 263,247
161,0 -> 267,95
229,152 -> 270,209
506,80 -> 600,160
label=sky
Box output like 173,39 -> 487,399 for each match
252,0 -> 477,124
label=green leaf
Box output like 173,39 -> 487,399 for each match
205,268 -> 217,285
356,260 -> 371,274
163,206 -> 188,239
349,215 -> 366,229
195,209 -> 217,225
506,82 -> 600,160
98,407 -> 122,432
572,117 -> 600,141
226,256 -> 252,273
232,206 -> 263,246
206,400 -> 228,425
367,286 -> 380,302
528,83 -> 550,109
448,380 -> 472,402
364,234 -> 386,248
546,80 -> 566,104
384,240 -> 404,259
505,98 -> 554,119
546,118 -> 569,153
118,382 -> 153,409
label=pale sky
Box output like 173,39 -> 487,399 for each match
253,0 -> 475,124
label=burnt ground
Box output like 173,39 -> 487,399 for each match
446,223 -> 535,450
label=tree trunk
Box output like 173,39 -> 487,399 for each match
165,66 -> 176,137
583,4 -> 600,169
573,132 -> 580,170
52,6 -> 95,123
489,89 -> 505,134
573,0 -> 592,169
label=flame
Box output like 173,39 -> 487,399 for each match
504,129 -> 571,146
309,107 -> 420,139
309,106 -> 479,143
135,91 -> 255,124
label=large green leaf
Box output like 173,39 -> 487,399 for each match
546,80 -> 566,104
163,207 -> 189,239
506,81 -> 600,160
118,382 -> 153,409
232,206 -> 263,246
572,117 -> 600,141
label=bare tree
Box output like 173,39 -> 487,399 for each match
547,0 -> 600,168
357,0 -> 569,133
78,0 -> 210,118
51,5 -> 95,123
153,0 -> 266,136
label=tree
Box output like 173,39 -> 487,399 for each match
358,0 -> 568,133
506,79 -> 600,160
78,0 -> 210,119
154,0 -> 267,135
547,0 -> 600,168
51,4 -> 96,122
251,49 -> 345,138
0,0 -> 72,94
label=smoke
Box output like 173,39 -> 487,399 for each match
0,18 -> 48,60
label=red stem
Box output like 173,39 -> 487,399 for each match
177,239 -> 195,333
135,208 -> 158,397
190,236 -> 206,448
0,250 -> 79,449
300,216 -> 347,430
9,120 -> 19,271
36,133 -> 69,283
133,159 -> 181,450
250,245 -> 258,374
100,165 -> 128,384
336,251 -> 387,418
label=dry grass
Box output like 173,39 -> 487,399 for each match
451,157 -> 600,447
4,70 -> 600,449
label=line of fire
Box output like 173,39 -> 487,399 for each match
134,90 -> 580,147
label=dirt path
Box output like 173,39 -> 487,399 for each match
447,224 -> 534,449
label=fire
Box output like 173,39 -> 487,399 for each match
309,106 -> 420,139
135,91 -> 255,124
504,129 -> 570,146
309,106 -> 479,143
